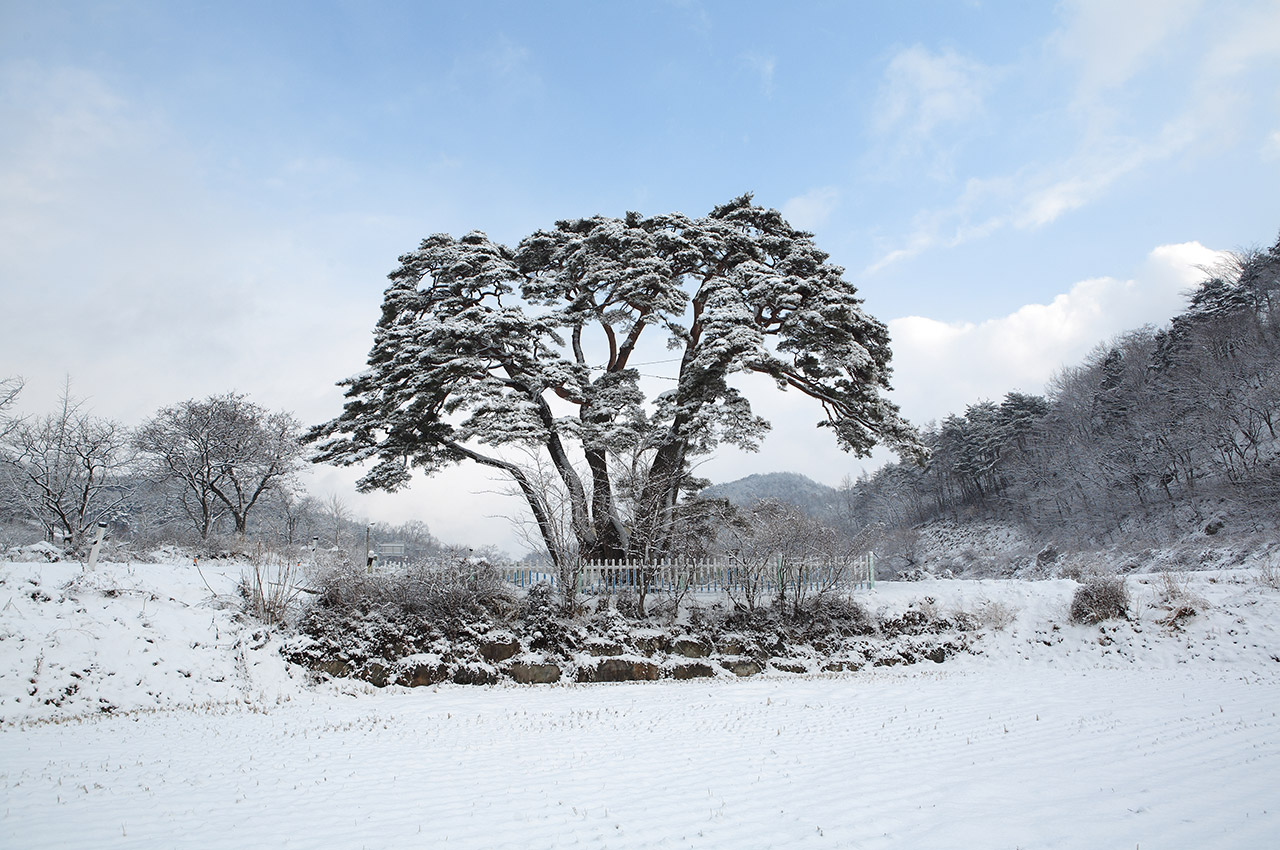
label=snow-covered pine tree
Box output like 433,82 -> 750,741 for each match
308,195 -> 925,567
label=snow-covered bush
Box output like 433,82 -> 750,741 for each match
520,581 -> 575,654
312,559 -> 513,625
1069,575 -> 1130,624
296,560 -> 513,651
283,556 -> 993,687
612,588 -> 643,620
880,599 -> 958,637
643,595 -> 680,622
285,560 -> 517,684
791,595 -> 875,641
12,541 -> 64,562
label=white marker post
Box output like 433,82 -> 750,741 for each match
365,525 -> 373,574
86,521 -> 108,572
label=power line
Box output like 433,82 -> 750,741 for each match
588,357 -> 682,371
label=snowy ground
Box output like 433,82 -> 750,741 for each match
2,556 -> 1278,849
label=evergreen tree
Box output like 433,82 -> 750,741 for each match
310,195 -> 925,566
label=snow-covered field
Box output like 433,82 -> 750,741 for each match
2,556 -> 1278,849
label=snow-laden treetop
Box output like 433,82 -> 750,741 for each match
310,194 -> 924,564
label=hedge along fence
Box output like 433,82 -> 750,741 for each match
498,554 -> 877,596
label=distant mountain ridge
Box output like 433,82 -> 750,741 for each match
700,472 -> 840,519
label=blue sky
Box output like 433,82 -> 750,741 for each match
2,1 -> 1278,551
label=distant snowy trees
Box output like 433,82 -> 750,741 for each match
0,385 -> 448,555
310,195 -> 925,567
0,386 -> 314,550
843,233 -> 1280,546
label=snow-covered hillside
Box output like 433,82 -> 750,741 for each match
2,555 -> 1278,849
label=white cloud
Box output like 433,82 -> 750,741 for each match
0,67 -> 368,420
886,240 -> 1223,423
874,46 -> 990,143
1199,1 -> 1280,77
868,105 -> 1204,272
0,66 -> 529,552
781,186 -> 839,231
1014,177 -> 1092,229
1052,0 -> 1201,97
1012,119 -> 1197,229
866,0 -> 1279,273
864,226 -> 940,275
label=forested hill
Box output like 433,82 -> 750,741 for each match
701,472 -> 840,519
843,233 -> 1280,547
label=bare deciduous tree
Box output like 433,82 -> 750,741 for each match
0,377 -> 22,443
275,488 -> 318,547
135,393 -> 305,539
322,492 -> 351,547
2,383 -> 133,551
719,499 -> 844,615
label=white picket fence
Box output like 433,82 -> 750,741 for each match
497,553 -> 876,595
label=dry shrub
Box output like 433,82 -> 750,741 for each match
975,599 -> 1018,631
240,551 -> 308,626
1153,571 -> 1209,626
1258,557 -> 1280,590
1069,574 -> 1129,624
